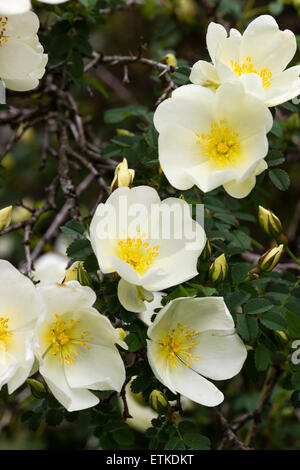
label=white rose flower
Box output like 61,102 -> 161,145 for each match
0,260 -> 44,393
190,15 -> 300,107
35,281 -> 127,411
147,296 -> 247,407
90,186 -> 206,292
0,11 -> 48,92
154,81 -> 272,198
0,0 -> 69,15
32,252 -> 68,286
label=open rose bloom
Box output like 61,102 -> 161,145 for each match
154,81 -> 273,198
35,282 -> 127,411
0,260 -> 44,393
90,186 -> 206,292
0,11 -> 47,91
147,297 -> 247,406
190,15 -> 300,107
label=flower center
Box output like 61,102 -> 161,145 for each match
196,120 -> 241,167
0,317 -> 13,351
230,56 -> 272,89
45,315 -> 93,365
159,323 -> 200,368
0,17 -> 8,46
118,232 -> 159,275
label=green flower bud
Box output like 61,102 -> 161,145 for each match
116,327 -> 127,342
64,261 -> 93,287
257,244 -> 284,272
258,206 -> 283,238
149,390 -> 170,414
0,205 -> 12,231
208,254 -> 228,282
200,239 -> 212,262
161,53 -> 177,68
27,379 -> 46,399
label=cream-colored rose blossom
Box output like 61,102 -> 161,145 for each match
190,15 -> 300,107
0,11 -> 48,92
35,281 -> 127,411
0,260 -> 44,394
147,296 -> 247,406
0,0 -> 69,15
154,81 -> 272,198
90,186 -> 206,292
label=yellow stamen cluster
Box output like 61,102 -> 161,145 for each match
47,315 -> 93,366
0,17 -> 8,46
230,56 -> 272,89
118,232 -> 159,275
0,317 -> 13,351
196,120 -> 240,167
159,323 -> 200,368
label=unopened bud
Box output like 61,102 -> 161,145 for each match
258,206 -> 283,239
27,379 -> 46,399
0,205 -> 12,231
116,327 -> 127,342
200,239 -> 212,262
257,244 -> 283,272
149,390 -> 170,414
161,53 -> 177,68
64,261 -> 92,287
208,253 -> 228,282
110,158 -> 135,192
116,129 -> 134,137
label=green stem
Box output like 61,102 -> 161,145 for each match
285,246 -> 300,266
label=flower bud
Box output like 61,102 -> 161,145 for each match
208,253 -> 228,282
116,327 -> 127,342
200,239 -> 212,262
64,261 -> 92,287
110,158 -> 135,193
149,390 -> 170,414
161,53 -> 177,68
258,206 -> 283,239
257,244 -> 284,272
27,379 -> 46,399
0,205 -> 12,231
116,129 -> 134,137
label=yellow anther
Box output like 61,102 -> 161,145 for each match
118,231 -> 159,275
196,120 -> 241,167
0,317 -> 13,351
230,56 -> 272,89
47,315 -> 93,365
159,323 -> 200,368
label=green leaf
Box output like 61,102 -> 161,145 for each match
67,239 -> 93,261
255,344 -> 270,371
237,314 -> 258,342
243,298 -> 273,315
292,371 -> 300,390
104,105 -> 151,124
125,333 -> 143,352
231,263 -> 251,285
45,409 -> 64,427
226,290 -> 251,310
260,311 -> 286,330
266,149 -> 285,167
60,219 -> 85,236
270,119 -> 283,138
286,311 -> 300,339
183,433 -> 211,450
113,427 -> 135,446
173,66 -> 191,85
269,169 -> 290,191
164,437 -> 185,450
84,75 -> 109,98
